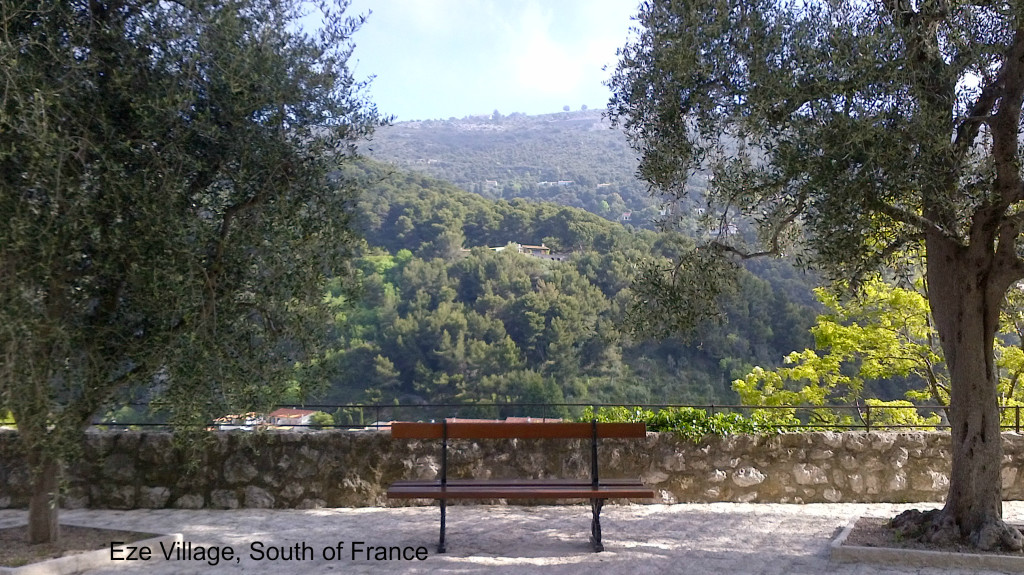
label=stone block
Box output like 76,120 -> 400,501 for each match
844,433 -> 871,452
102,452 -> 137,482
297,498 -> 326,509
865,474 -> 881,495
820,432 -> 844,448
849,473 -> 864,494
280,482 -> 305,500
62,487 -> 89,509
105,485 -> 136,509
735,491 -> 759,503
1003,467 -> 1019,491
174,494 -> 205,509
661,453 -> 686,472
211,489 -> 239,509
707,469 -> 727,483
887,471 -> 907,492
793,463 -> 828,485
860,458 -> 886,472
244,486 -> 275,508
138,434 -> 176,466
731,467 -> 766,487
658,489 -> 678,504
891,447 -> 909,468
644,468 -> 670,483
223,453 -> 258,484
138,486 -> 171,508
870,433 -> 896,452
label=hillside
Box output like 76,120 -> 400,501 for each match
310,161 -> 819,413
362,109 -> 706,231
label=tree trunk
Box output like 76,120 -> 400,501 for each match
26,449 -> 60,545
913,237 -> 1024,550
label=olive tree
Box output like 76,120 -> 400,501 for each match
609,0 -> 1024,550
0,0 -> 380,543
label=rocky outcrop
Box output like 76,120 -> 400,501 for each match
1,429 -> 1022,509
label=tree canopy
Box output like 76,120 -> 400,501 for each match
0,0 -> 380,543
308,161 -> 819,415
610,0 -> 1024,550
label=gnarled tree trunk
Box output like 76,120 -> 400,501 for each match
914,235 -> 1024,550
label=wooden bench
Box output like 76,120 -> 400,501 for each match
387,420 -> 654,553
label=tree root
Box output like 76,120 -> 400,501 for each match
891,509 -> 1024,552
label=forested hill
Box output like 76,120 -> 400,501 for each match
362,109 -> 703,230
316,161 -> 818,413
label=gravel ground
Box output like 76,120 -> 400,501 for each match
2,502 -> 1024,574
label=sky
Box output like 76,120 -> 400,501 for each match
342,0 -> 640,122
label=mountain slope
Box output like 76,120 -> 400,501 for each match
363,109 -> 704,229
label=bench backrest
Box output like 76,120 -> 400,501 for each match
391,421 -> 647,440
391,421 -> 647,487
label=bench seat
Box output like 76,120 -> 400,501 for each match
388,478 -> 654,500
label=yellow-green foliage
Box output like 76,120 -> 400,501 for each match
861,399 -> 942,430
734,276 -> 1024,427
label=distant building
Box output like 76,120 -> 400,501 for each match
620,211 -> 632,222
269,408 -> 318,427
485,242 -> 565,261
518,243 -> 551,256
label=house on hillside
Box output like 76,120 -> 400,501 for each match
483,242 -> 568,261
518,243 -> 551,256
269,408 -> 318,427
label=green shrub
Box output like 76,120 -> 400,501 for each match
308,411 -> 335,430
578,406 -> 786,441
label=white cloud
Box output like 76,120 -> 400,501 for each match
509,3 -> 583,95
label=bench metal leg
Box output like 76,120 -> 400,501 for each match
590,498 -> 605,552
438,499 -> 447,553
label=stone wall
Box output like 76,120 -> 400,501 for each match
2,430 -> 1024,509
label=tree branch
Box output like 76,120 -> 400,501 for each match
708,196 -> 805,260
988,28 -> 1024,207
872,201 -> 958,243
989,213 -> 1024,287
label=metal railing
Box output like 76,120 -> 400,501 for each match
77,401 -> 1024,432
